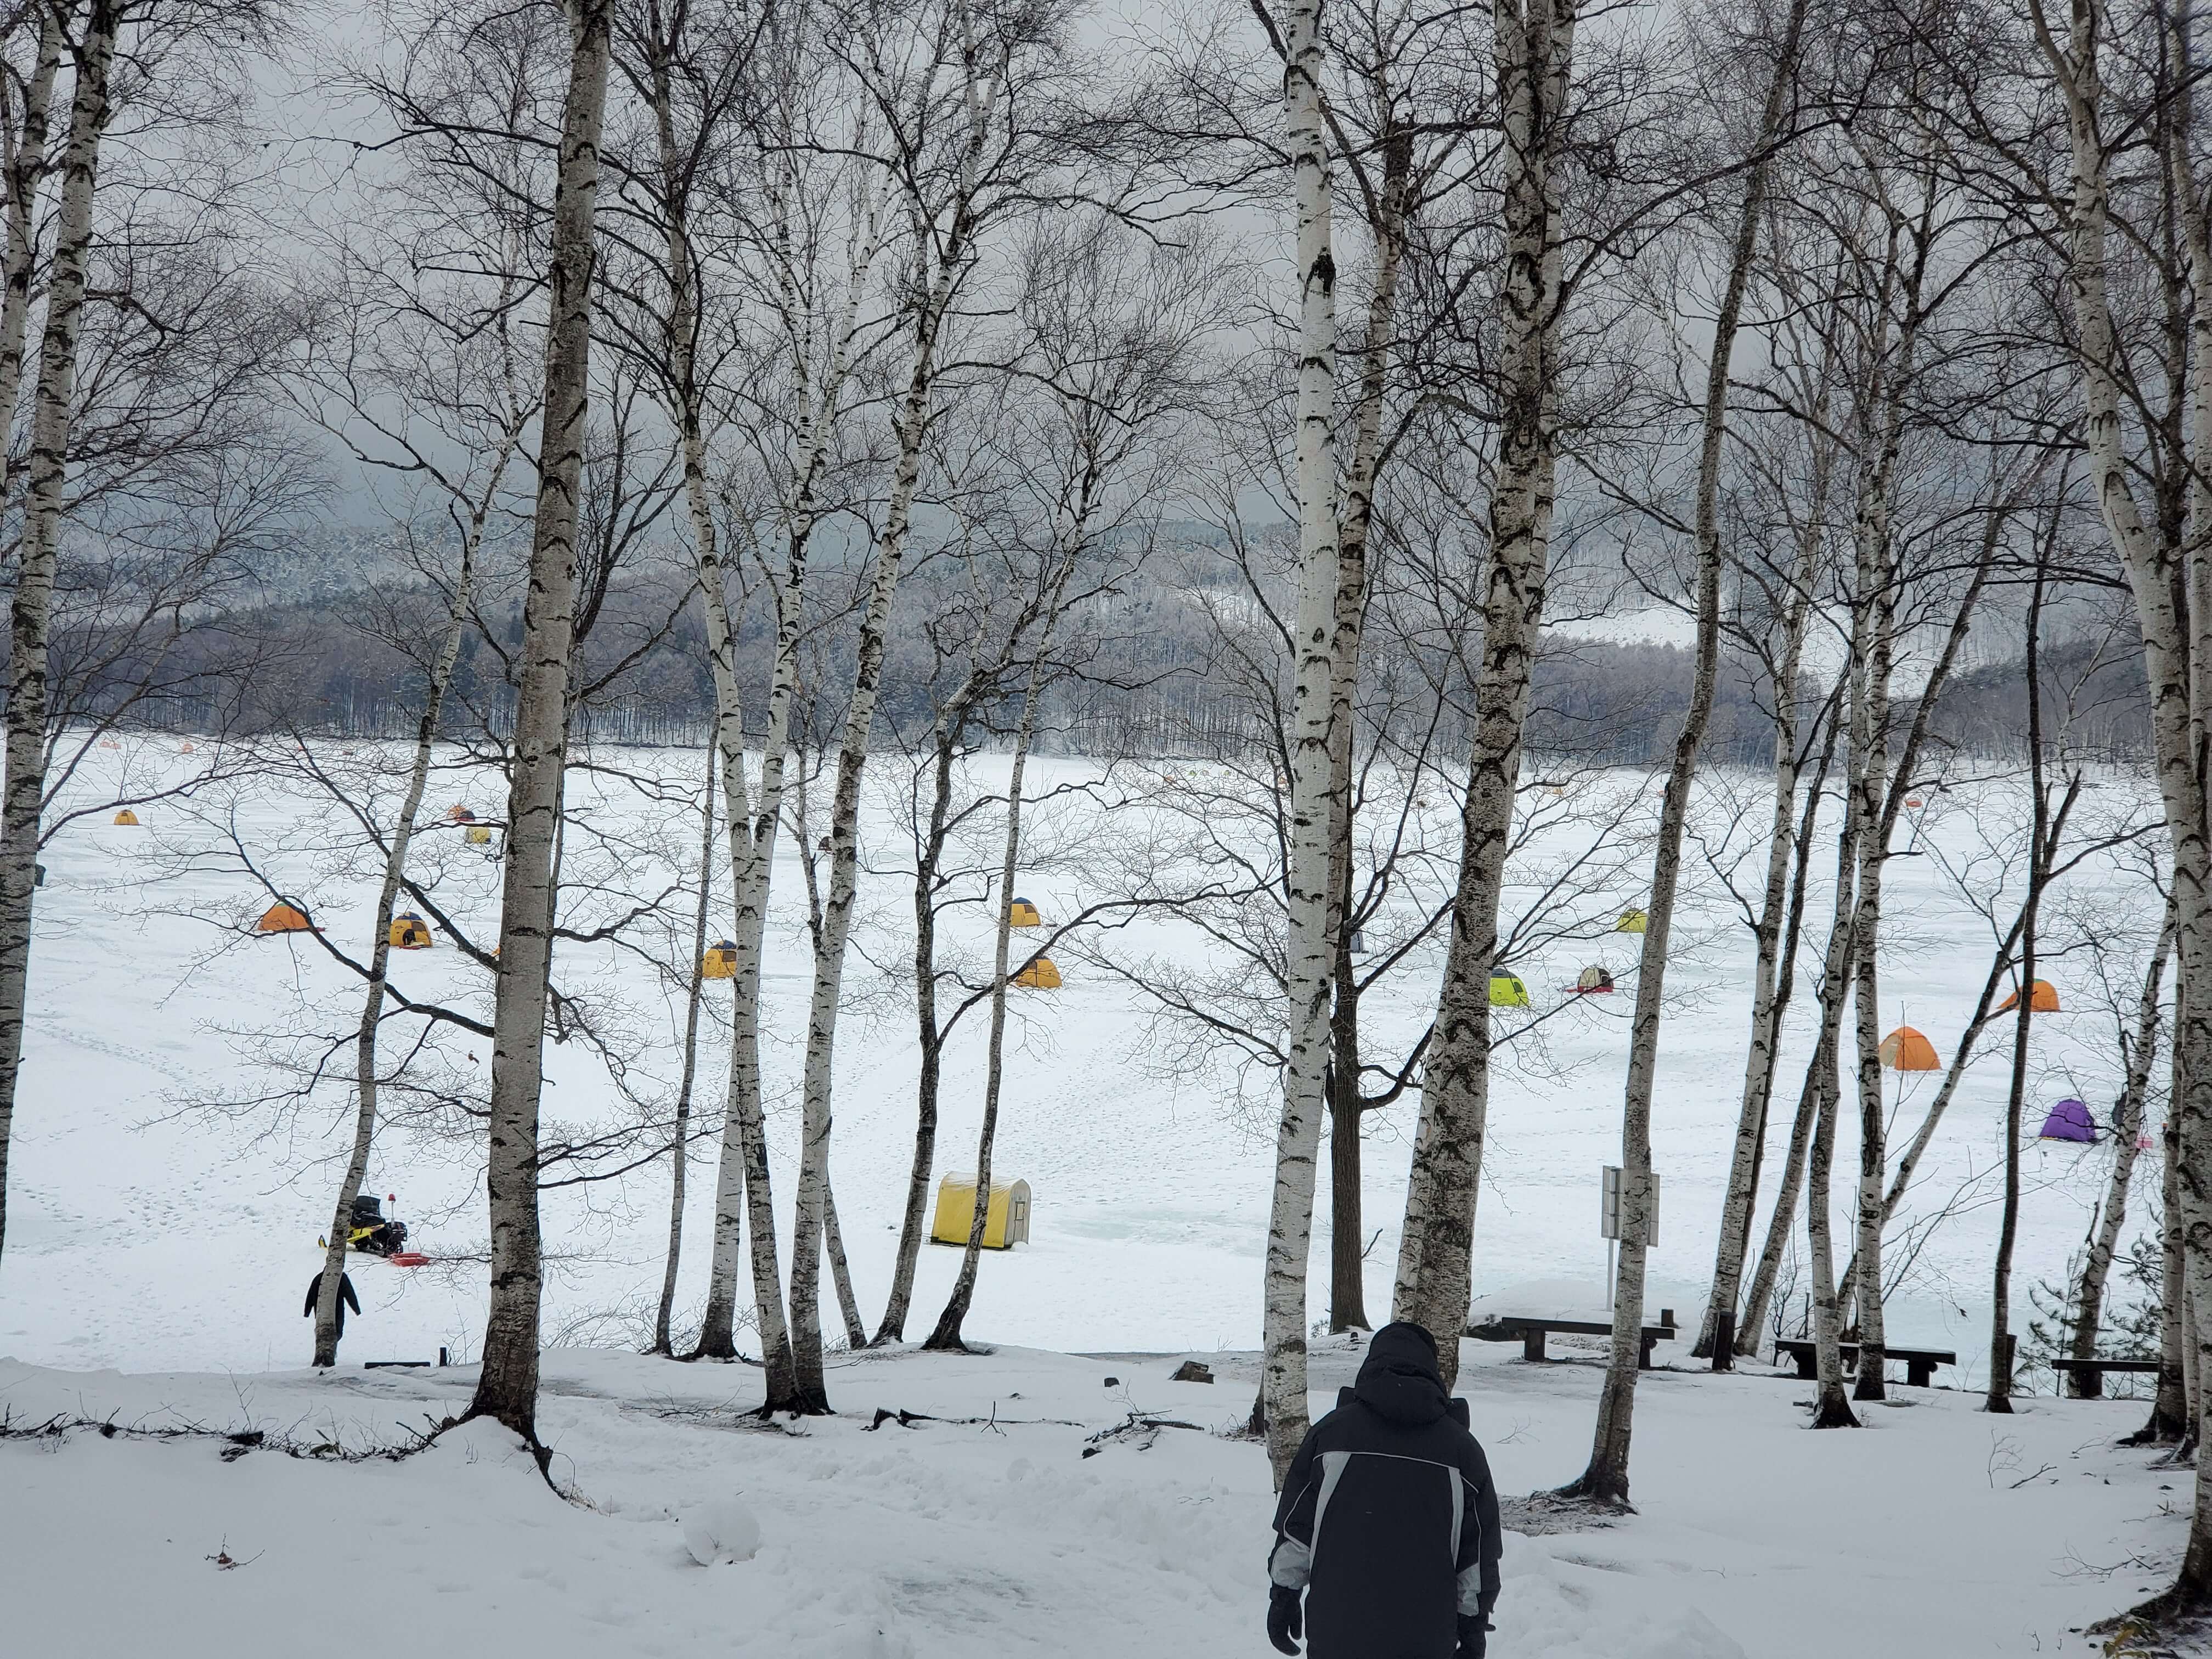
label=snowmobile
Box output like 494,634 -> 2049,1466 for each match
341,1193 -> 409,1257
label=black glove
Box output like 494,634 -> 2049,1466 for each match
1267,1584 -> 1303,1655
1457,1612 -> 1490,1658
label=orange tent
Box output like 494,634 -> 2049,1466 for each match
445,804 -> 475,822
256,903 -> 311,935
1878,1025 -> 1940,1071
1996,979 -> 2060,1013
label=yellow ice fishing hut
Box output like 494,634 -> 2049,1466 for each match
930,1173 -> 1032,1250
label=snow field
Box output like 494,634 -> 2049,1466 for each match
0,1338 -> 2183,1657
0,744 -> 2165,1381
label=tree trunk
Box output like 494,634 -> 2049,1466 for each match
1392,0 -> 1576,1391
1328,1014 -> 1367,1332
653,749 -> 717,1356
822,1180 -> 867,1351
1733,698 -> 1843,1356
2045,0 -> 2212,1610
1564,8 -> 1798,1491
877,723 -> 974,1345
2068,916 -> 2171,1395
2147,1028 -> 2193,1439
317,440 -> 510,1365
1259,0 -> 1344,1485
467,0 -> 612,1444
690,108 -> 884,1384
1319,126 -> 1409,1339
0,0 -> 110,1272
1697,470 -> 1829,1365
1799,781 -> 1863,1426
927,666 -> 1053,1351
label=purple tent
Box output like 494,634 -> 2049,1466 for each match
2039,1098 -> 2096,1143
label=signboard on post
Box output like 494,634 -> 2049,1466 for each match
1600,1165 -> 1659,1246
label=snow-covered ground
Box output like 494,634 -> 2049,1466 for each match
0,740 -> 2186,1654
0,1338 -> 2179,1657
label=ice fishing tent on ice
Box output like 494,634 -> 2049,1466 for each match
256,903 -> 311,935
1877,1024 -> 1940,1071
388,912 -> 432,949
2039,1098 -> 2097,1143
1014,956 -> 1061,989
701,940 -> 737,980
1997,979 -> 2061,1013
1008,895 -> 1042,928
111,809 -> 139,826
1575,964 -> 1615,993
930,1174 -> 1031,1249
1615,909 -> 1646,933
1488,973 -> 1531,1007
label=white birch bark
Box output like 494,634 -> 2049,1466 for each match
0,0 -> 111,1271
2038,0 -> 2212,1605
1565,10 -> 1799,1483
1696,450 -> 1829,1364
692,137 -> 887,1383
2067,917 -> 2172,1395
652,748 -> 718,1356
1322,126 -> 1408,1336
783,0 -> 1003,1411
467,0 -> 612,1443
1393,0 -> 1576,1388
926,591 -> 1069,1350
1259,0 -> 1343,1485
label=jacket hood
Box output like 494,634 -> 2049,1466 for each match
1353,1321 -> 1450,1425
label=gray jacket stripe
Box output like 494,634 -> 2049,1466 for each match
1308,1450 -> 1352,1573
1455,1474 -> 1486,1615
1446,1464 -> 1464,1562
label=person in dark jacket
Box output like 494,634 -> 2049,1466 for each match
303,1270 -> 361,1345
1267,1321 -> 1503,1658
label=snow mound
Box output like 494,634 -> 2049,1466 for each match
1493,1537 -> 1748,1658
682,1496 -> 761,1565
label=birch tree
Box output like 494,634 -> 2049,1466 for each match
1392,0 -> 1578,1392
1254,0 -> 1344,1481
0,0 -> 115,1270
467,0 -> 614,1444
1560,0 -> 1808,1503
2032,0 -> 2212,1623
685,11 -> 891,1385
783,0 -> 1047,1409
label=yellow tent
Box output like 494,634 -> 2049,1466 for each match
112,809 -> 139,826
702,939 -> 737,980
1014,956 -> 1062,989
930,1173 -> 1032,1249
1008,895 -> 1042,928
1488,973 -> 1531,1007
1615,909 -> 1647,933
1878,1024 -> 1940,1071
256,903 -> 312,935
465,825 -> 493,846
388,912 -> 433,950
1996,979 -> 2060,1013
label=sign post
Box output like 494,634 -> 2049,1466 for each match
1599,1166 -> 1659,1314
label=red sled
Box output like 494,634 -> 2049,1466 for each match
387,1251 -> 430,1267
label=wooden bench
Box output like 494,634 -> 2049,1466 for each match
1774,1339 -> 1956,1388
2049,1356 -> 2162,1398
1469,1314 -> 1678,1371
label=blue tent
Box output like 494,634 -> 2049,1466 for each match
2039,1098 -> 2096,1143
